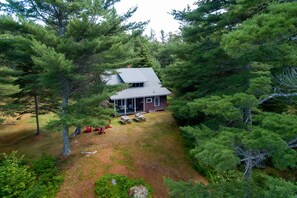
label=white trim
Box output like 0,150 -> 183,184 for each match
154,96 -> 160,106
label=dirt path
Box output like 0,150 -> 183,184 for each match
55,111 -> 206,198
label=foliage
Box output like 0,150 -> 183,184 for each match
0,0 -> 146,156
0,152 -> 63,198
31,153 -> 61,183
131,36 -> 154,68
0,152 -> 34,198
165,174 -> 297,198
165,0 -> 297,197
25,153 -> 64,198
95,173 -> 152,198
164,179 -> 210,198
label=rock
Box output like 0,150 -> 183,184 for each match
74,140 -> 78,144
111,179 -> 117,185
128,185 -> 148,198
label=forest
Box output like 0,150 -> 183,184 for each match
1,0 -> 297,197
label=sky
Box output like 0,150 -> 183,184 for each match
115,0 -> 196,38
0,0 -> 197,38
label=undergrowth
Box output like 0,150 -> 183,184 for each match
95,173 -> 152,198
0,152 -> 63,198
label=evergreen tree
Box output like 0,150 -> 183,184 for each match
155,33 -> 181,69
131,36 -> 154,68
166,0 -> 297,197
1,0 -> 145,156
0,16 -> 57,135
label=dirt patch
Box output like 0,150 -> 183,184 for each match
56,111 -> 206,198
0,111 -> 206,197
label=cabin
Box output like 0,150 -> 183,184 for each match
106,68 -> 171,115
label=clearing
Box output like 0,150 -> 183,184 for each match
0,111 -> 206,197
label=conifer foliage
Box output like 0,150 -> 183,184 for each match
166,0 -> 297,196
0,0 -> 145,156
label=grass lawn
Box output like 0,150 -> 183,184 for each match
0,111 -> 206,197
0,113 -> 61,159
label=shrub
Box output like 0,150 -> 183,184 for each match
95,174 -> 152,198
0,152 -> 64,198
0,152 -> 35,198
164,178 -> 210,198
27,153 -> 64,198
31,153 -> 59,182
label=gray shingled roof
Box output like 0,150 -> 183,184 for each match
118,68 -> 148,83
106,68 -> 171,100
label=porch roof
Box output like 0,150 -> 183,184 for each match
110,86 -> 171,100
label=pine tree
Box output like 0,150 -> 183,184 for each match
0,16 -> 56,135
131,36 -> 154,68
1,0 -> 145,156
166,0 -> 297,197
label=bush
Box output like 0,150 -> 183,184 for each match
0,152 -> 35,198
164,178 -> 210,198
31,153 -> 59,182
0,152 -> 63,198
95,174 -> 152,198
27,153 -> 64,198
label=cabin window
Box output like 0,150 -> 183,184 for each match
154,96 -> 160,106
146,98 -> 152,103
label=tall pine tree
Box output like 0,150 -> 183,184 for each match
166,0 -> 297,197
1,0 -> 146,156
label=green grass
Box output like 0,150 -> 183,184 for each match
24,113 -> 58,126
110,148 -> 135,170
0,113 -> 61,160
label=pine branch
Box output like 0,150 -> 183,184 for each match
288,143 -> 297,148
287,137 -> 297,145
236,146 -> 268,168
240,153 -> 267,163
287,137 -> 297,148
259,93 -> 297,104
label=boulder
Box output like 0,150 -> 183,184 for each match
128,185 -> 148,198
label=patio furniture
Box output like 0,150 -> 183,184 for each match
134,113 -> 146,122
120,115 -> 132,124
85,126 -> 92,133
94,127 -> 106,134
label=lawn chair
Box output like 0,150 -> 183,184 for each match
97,127 -> 106,135
84,126 -> 92,133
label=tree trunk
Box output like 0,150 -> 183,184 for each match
243,107 -> 252,131
34,94 -> 40,135
244,152 -> 253,198
61,93 -> 71,156
62,125 -> 71,156
243,107 -> 253,198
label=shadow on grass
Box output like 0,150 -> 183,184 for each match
0,128 -> 61,160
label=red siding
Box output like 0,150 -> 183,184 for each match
144,96 -> 167,112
